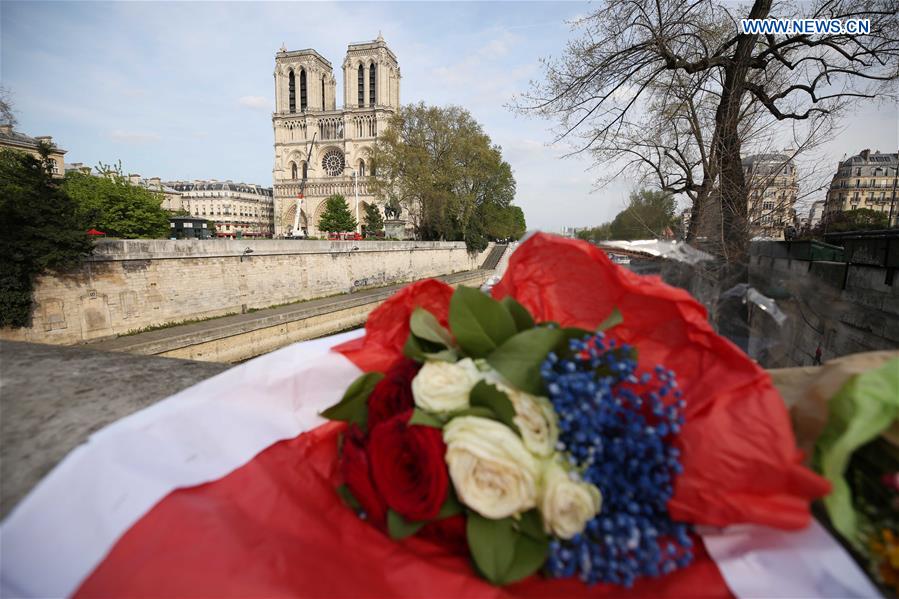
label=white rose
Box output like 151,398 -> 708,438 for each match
411,358 -> 480,413
479,370 -> 559,458
540,460 -> 602,540
508,390 -> 558,458
443,416 -> 540,519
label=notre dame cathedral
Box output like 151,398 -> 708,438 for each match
272,35 -> 400,237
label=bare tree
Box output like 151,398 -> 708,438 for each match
0,87 -> 17,128
519,0 -> 899,263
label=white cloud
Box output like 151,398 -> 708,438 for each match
238,95 -> 269,110
109,129 -> 160,144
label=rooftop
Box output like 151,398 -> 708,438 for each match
842,150 -> 898,165
275,47 -> 332,68
0,124 -> 65,154
166,180 -> 274,196
742,152 -> 795,166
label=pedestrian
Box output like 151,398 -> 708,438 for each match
813,344 -> 822,366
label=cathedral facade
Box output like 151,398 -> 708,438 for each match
272,36 -> 400,237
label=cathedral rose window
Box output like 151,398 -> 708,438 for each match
322,150 -> 345,176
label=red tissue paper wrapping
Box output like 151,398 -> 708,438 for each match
337,233 -> 830,530
76,233 -> 829,598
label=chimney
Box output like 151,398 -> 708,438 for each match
0,124 -> 12,135
149,177 -> 161,187
860,149 -> 871,159
128,173 -> 141,185
34,135 -> 54,147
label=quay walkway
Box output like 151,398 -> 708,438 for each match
86,269 -> 494,364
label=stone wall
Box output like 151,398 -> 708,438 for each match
748,253 -> 898,367
629,243 -> 898,368
1,239 -> 493,346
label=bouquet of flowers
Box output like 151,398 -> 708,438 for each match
47,233 -> 841,599
324,232 -> 831,589
324,286 -> 691,586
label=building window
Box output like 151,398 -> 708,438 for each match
300,69 -> 308,111
302,161 -> 308,179
288,70 -> 296,113
291,162 -> 298,180
322,149 -> 345,176
369,62 -> 376,106
358,159 -> 365,177
321,75 -> 326,110
358,64 -> 364,107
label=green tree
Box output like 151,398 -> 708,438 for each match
608,189 -> 677,240
369,103 -> 520,251
318,194 -> 357,233
507,205 -> 527,240
826,208 -> 890,233
63,162 -> 170,238
576,223 -> 613,242
363,203 -> 385,237
0,148 -> 93,327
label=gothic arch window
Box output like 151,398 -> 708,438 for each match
369,62 -> 376,106
291,161 -> 298,180
299,69 -> 308,111
357,64 -> 364,107
288,70 -> 296,113
321,75 -> 326,110
358,159 -> 365,177
301,161 -> 308,179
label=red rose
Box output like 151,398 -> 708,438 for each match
369,410 -> 449,522
341,425 -> 387,528
367,358 -> 420,430
419,515 -> 468,556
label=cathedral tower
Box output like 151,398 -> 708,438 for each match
341,34 -> 400,110
272,37 -> 401,237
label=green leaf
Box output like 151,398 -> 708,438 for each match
502,528 -> 548,584
467,511 -> 548,585
320,371 -> 384,427
436,491 -> 463,519
597,307 -> 623,332
469,380 -> 520,435
387,509 -> 426,540
448,406 -> 498,420
467,512 -> 516,584
410,307 -> 455,347
336,484 -> 362,511
487,328 -> 563,395
403,333 -> 458,363
408,408 -> 444,428
501,297 -> 535,332
449,286 -> 517,358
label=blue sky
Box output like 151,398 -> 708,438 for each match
3,1 -> 897,231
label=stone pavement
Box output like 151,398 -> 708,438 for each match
0,341 -> 229,518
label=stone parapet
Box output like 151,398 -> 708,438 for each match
1,239 -> 493,346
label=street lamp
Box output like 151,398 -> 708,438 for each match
352,167 -> 360,233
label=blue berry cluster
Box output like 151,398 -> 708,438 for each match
541,332 -> 693,587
